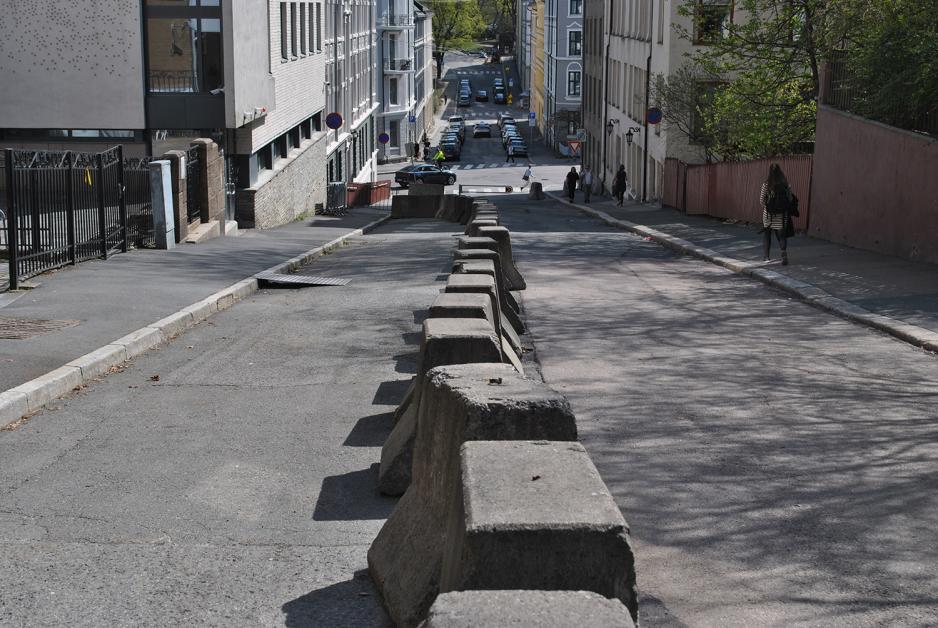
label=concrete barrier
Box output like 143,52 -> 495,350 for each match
527,181 -> 546,200
456,235 -> 499,253
391,194 -> 474,223
438,441 -> 638,624
452,260 -> 523,356
369,364 -> 578,626
378,318 -> 502,496
465,219 -> 499,237
428,293 -> 496,329
452,248 -> 521,314
477,226 -> 526,291
419,591 -> 635,628
409,183 -> 446,196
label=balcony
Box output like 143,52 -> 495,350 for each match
380,14 -> 413,28
383,58 -> 413,73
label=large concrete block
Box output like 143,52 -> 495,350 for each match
477,226 -> 526,291
466,219 -> 499,237
378,319 -> 502,496
428,293 -> 496,329
437,195 -> 474,224
457,236 -> 498,252
409,183 -> 446,196
369,364 -> 578,627
392,194 -> 441,219
452,260 -> 525,345
420,591 -> 635,628
452,249 -> 520,314
439,441 -> 638,624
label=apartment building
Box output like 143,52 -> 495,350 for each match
583,0 -> 721,200
529,0 -> 546,135
542,0 -> 583,152
324,0 -> 379,183
517,0 -> 533,101
375,0 -> 435,163
0,0 -> 333,229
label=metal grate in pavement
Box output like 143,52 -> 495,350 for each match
0,317 -> 81,340
257,271 -> 350,287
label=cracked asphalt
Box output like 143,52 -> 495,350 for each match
0,219 -> 457,626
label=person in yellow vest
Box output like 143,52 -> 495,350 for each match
434,148 -> 446,166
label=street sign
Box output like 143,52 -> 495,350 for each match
528,112 -> 536,127
528,111 -> 536,119
508,78 -> 514,88
568,140 -> 582,155
409,115 -> 416,123
378,133 -> 390,144
326,112 -> 343,130
647,107 -> 663,124
576,128 -> 587,141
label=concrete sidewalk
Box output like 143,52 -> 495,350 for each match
0,208 -> 387,394
555,193 -> 938,352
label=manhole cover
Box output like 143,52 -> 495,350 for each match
0,317 -> 81,340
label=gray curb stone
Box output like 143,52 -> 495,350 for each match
0,214 -> 391,427
550,192 -> 938,357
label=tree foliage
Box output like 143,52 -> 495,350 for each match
477,0 -> 517,40
841,0 -> 938,133
426,0 -> 486,57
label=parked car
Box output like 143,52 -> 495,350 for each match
442,133 -> 463,148
448,115 -> 465,128
447,123 -> 466,141
473,123 -> 492,138
440,141 -> 461,161
476,90 -> 489,102
493,78 -> 504,89
498,114 -> 515,127
501,123 -> 518,135
507,139 -> 528,156
395,164 -> 457,187
457,94 -> 471,107
493,91 -> 507,105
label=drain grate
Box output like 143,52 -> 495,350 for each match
257,271 -> 350,287
0,317 -> 81,340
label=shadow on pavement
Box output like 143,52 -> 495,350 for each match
282,569 -> 391,627
343,411 -> 395,447
312,465 -> 397,521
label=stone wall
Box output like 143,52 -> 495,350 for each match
236,134 -> 328,229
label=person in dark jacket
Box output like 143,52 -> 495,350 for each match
565,167 -> 579,202
760,163 -> 797,265
612,165 -> 628,206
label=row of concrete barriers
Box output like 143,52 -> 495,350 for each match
368,198 -> 640,627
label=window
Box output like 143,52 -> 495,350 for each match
300,3 -> 307,54
290,3 -> 298,57
693,1 -> 731,44
569,0 -> 582,14
389,120 -> 400,147
146,18 -> 222,93
315,3 -> 322,51
280,3 -> 288,60
567,70 -> 581,96
658,0 -> 665,43
389,78 -> 399,105
568,30 -> 582,56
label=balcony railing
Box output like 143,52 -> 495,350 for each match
381,14 -> 413,27
383,58 -> 413,72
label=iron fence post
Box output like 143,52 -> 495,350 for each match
66,152 -> 77,265
117,146 -> 128,253
4,149 -> 17,290
95,152 -> 108,259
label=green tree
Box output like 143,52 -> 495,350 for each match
842,0 -> 938,133
674,0 -> 853,158
426,0 -> 486,76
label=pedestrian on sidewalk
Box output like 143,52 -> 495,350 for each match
612,165 -> 628,206
759,163 -> 799,265
521,164 -> 533,189
506,143 -> 515,163
565,167 -> 579,202
580,166 -> 593,203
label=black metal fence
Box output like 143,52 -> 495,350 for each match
825,60 -> 938,137
185,145 -> 202,223
3,146 -> 154,290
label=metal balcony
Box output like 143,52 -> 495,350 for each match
383,58 -> 413,72
380,14 -> 413,28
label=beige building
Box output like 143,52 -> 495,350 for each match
583,0 -> 725,200
529,0 -> 546,136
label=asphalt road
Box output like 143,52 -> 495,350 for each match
0,219 -> 459,626
377,52 -> 581,195
497,194 -> 938,626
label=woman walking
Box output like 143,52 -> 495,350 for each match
565,167 -> 579,202
759,163 -> 798,265
612,165 -> 628,206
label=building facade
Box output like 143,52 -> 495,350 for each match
324,0 -> 379,184
583,0 -> 725,200
0,0 -> 336,229
529,0 -> 546,136
375,0 -> 434,163
542,0 -> 583,153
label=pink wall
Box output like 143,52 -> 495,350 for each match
811,106 -> 938,263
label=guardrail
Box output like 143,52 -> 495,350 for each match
458,184 -> 516,194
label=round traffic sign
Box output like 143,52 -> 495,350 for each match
646,107 -> 663,125
326,112 -> 344,130
377,133 -> 391,144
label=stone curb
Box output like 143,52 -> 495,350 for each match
548,192 -> 938,356
0,213 -> 392,427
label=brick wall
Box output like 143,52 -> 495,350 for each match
236,134 -> 328,229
